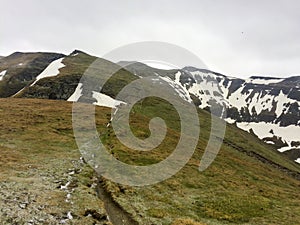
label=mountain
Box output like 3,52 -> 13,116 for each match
121,62 -> 300,163
0,51 -> 65,97
1,97 -> 300,224
0,98 -> 110,224
1,51 -> 300,224
11,50 -> 137,105
0,50 -> 299,164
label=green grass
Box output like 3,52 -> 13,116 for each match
18,51 -> 138,101
0,98 -> 109,224
96,97 -> 300,225
1,98 -> 300,225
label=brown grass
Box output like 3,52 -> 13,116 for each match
0,98 -> 109,224
171,218 -> 206,225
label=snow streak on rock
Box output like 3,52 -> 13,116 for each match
31,57 -> 65,86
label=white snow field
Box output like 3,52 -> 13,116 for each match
31,57 -> 65,86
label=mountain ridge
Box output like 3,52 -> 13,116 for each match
1,51 -> 300,224
0,50 -> 299,164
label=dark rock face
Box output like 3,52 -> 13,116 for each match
21,74 -> 82,100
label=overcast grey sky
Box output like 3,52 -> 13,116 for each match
1,0 -> 300,78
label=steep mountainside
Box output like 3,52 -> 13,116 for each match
1,98 -> 300,224
1,51 -> 300,224
15,50 -> 137,106
0,98 -> 110,224
0,51 -> 299,163
121,62 -> 300,162
16,50 -> 96,100
0,52 -> 65,97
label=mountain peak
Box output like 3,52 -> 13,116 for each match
69,49 -> 87,56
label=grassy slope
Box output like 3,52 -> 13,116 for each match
1,98 -> 299,224
98,98 -> 300,225
17,52 -> 96,99
0,98 -> 111,224
18,52 -> 138,101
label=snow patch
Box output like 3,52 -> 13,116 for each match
151,78 -> 160,81
236,122 -> 300,151
144,61 -> 178,70
92,91 -> 125,108
277,146 -> 295,153
0,70 -> 7,81
295,158 -> 300,164
248,92 -> 274,115
189,71 -> 226,108
227,86 -> 251,111
246,78 -> 284,85
274,90 -> 296,117
60,181 -> 70,190
225,118 -> 236,124
67,212 -> 73,220
220,79 -> 232,98
174,71 -> 181,84
67,83 -> 83,102
31,57 -> 65,86
68,85 -> 124,108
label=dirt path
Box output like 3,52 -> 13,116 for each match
96,180 -> 138,225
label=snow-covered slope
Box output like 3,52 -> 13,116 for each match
122,63 -> 300,163
179,68 -> 299,149
181,69 -> 300,162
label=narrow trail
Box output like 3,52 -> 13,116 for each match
96,180 -> 138,225
222,138 -> 300,181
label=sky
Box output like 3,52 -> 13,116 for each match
1,0 -> 300,78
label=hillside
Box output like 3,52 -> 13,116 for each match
1,98 -> 299,224
0,50 -> 299,167
119,62 -> 300,163
96,96 -> 300,224
0,98 -> 111,224
0,52 -> 65,97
